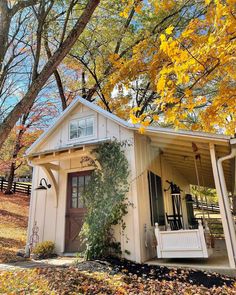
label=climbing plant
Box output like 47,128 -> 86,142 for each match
80,140 -> 130,260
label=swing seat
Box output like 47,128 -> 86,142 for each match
166,214 -> 183,230
154,221 -> 213,259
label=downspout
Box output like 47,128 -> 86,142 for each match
217,141 -> 236,264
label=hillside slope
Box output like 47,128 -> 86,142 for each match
0,193 -> 29,262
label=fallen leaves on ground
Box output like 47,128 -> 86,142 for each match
0,193 -> 29,263
0,265 -> 236,295
0,269 -> 51,294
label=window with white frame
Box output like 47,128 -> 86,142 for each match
69,116 -> 94,140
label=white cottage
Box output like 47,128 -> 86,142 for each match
26,97 -> 236,268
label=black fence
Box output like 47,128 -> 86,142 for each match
0,178 -> 31,196
193,201 -> 220,212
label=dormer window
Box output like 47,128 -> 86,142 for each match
69,116 -> 94,140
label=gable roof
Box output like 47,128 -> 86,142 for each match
26,96 -> 231,156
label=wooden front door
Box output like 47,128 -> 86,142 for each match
65,171 -> 91,252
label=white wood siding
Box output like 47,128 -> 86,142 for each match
28,105 -> 140,261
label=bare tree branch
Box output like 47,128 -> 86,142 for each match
10,0 -> 39,16
0,0 -> 100,149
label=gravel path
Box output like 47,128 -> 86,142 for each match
0,257 -> 77,271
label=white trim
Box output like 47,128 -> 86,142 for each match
209,143 -> 236,268
26,96 -> 232,156
217,147 -> 236,268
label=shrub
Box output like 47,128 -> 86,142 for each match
32,241 -> 55,259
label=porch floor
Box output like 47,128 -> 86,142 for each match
145,239 -> 236,277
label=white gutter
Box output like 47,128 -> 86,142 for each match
217,140 -> 236,264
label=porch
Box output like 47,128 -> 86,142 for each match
146,239 -> 235,276
136,129 -> 236,269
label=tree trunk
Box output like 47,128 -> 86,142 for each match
4,127 -> 24,194
0,0 -> 100,149
0,0 -> 10,72
5,162 -> 15,194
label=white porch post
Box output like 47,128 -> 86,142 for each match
209,143 -> 236,268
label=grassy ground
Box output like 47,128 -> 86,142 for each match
0,192 -> 29,263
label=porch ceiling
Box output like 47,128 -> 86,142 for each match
146,131 -> 232,191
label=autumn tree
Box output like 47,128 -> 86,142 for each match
0,0 -> 100,149
103,0 -> 236,134
63,0 -> 209,123
0,98 -> 58,193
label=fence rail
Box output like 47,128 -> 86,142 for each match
0,178 -> 31,196
193,201 -> 221,212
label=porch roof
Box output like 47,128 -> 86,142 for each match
27,138 -> 110,165
143,129 -> 233,190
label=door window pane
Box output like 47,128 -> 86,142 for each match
72,186 -> 77,195
78,176 -> 84,187
85,175 -> 91,185
72,177 -> 77,186
70,174 -> 91,208
78,197 -> 84,208
72,197 -> 77,208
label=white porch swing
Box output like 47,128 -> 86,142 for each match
154,145 -> 214,259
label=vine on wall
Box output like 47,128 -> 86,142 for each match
81,140 -> 130,260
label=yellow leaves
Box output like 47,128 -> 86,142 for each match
208,34 -> 215,45
152,0 -> 175,13
181,28 -> 194,38
135,3 -> 143,14
139,121 -> 150,134
120,1 -> 132,18
132,106 -> 141,112
175,70 -> 190,85
163,0 -> 175,10
153,1 -> 159,13
157,76 -> 166,92
132,39 -> 148,55
185,89 -> 192,97
160,34 -> 166,42
160,40 -> 168,52
108,53 -> 120,64
103,0 -> 236,135
142,120 -> 150,127
120,0 -> 143,18
153,115 -> 159,121
165,25 -> 174,35
159,34 -> 169,53
130,113 -> 140,124
139,126 -> 145,134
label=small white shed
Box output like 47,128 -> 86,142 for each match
25,97 -> 236,268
